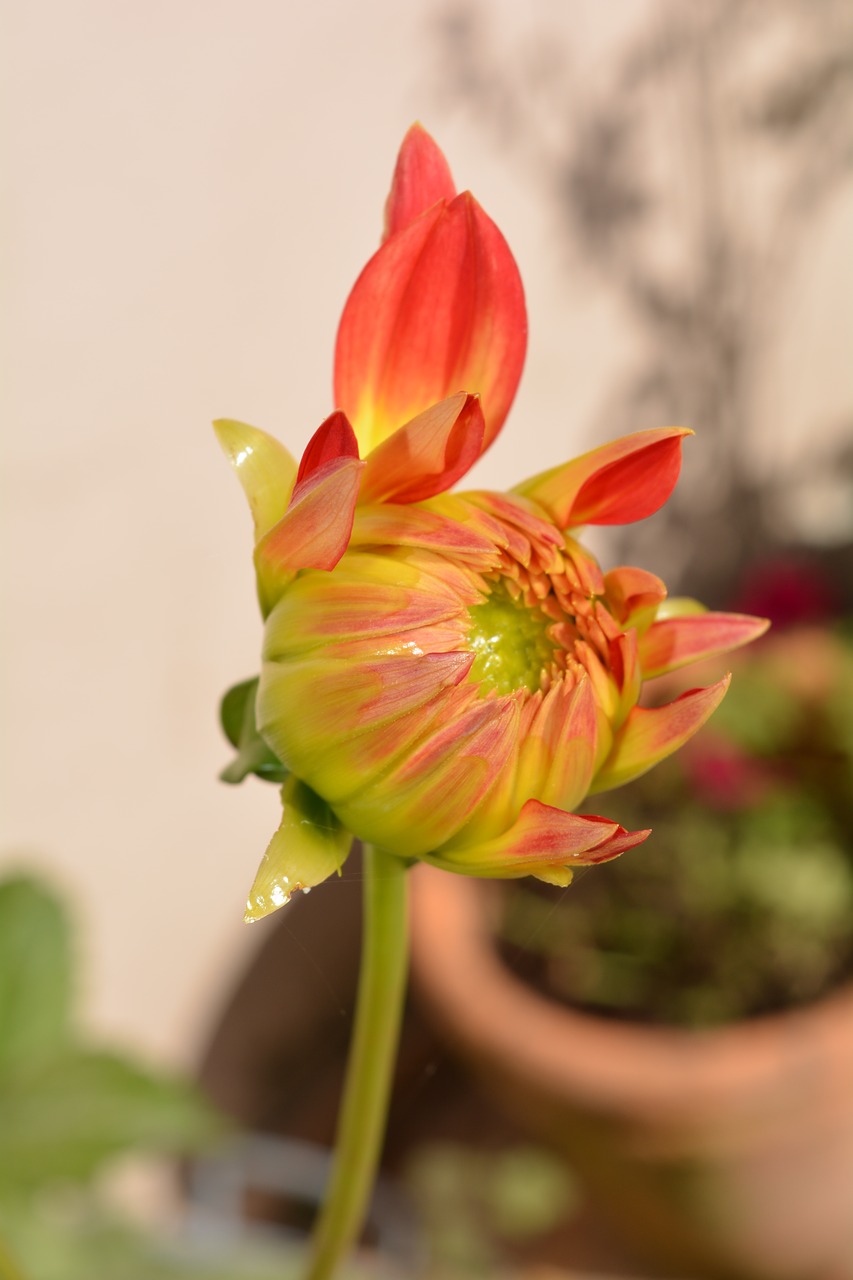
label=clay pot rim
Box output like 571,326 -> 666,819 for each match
408,863 -> 853,1122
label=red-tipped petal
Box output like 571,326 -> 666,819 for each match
295,410 -> 360,488
335,191 -> 527,454
360,393 -> 486,504
590,675 -> 731,793
383,123 -> 456,241
639,612 -> 770,679
254,455 -> 364,614
515,428 -> 692,529
432,798 -> 650,883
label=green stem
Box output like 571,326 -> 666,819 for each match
303,845 -> 409,1280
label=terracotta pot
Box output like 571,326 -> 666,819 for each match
409,865 -> 853,1280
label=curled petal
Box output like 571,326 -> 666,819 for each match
213,419 -> 297,543
590,676 -> 731,793
254,455 -> 364,614
244,776 -> 353,922
430,798 -> 650,885
383,123 -> 456,241
639,612 -> 770,679
335,192 -> 526,453
603,566 -> 668,631
295,410 -> 360,488
515,428 -> 692,529
360,393 -> 486,504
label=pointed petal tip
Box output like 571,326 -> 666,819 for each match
336,168 -> 526,454
384,124 -> 456,241
213,419 -> 298,544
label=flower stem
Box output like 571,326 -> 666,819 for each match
303,845 -> 409,1280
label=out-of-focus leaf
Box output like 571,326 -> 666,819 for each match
1,1201 -> 374,1280
0,876 -> 73,1076
0,1049 -> 222,1193
219,679 -> 288,785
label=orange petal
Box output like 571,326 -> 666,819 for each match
254,455 -> 364,614
335,192 -> 526,454
639,612 -> 770,679
590,676 -> 731,793
515,428 -> 692,529
383,123 -> 456,241
431,797 -> 650,884
295,410 -> 359,488
360,393 -> 486,503
603,565 -> 667,631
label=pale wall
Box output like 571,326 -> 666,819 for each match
2,0 -> 851,1072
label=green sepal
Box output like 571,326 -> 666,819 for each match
245,776 -> 354,921
219,677 -> 288,785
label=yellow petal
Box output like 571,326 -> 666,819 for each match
244,776 -> 353,922
213,419 -> 297,543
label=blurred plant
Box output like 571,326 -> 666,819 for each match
406,1142 -> 579,1278
499,625 -> 853,1027
0,872 -> 339,1280
433,0 -> 853,606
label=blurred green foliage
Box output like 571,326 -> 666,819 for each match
406,1142 -> 579,1278
0,872 -> 368,1280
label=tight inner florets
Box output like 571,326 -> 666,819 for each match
467,577 -> 566,696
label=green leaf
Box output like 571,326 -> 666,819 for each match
0,876 -> 73,1076
0,1049 -> 222,1193
219,678 -> 288,785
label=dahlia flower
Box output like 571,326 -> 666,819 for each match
216,125 -> 767,921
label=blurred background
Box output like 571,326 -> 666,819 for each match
2,1 -> 852,1276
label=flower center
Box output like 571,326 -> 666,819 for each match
467,580 -> 558,696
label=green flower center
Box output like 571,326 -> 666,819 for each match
467,580 -> 558,696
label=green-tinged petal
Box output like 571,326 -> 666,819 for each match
257,652 -> 472,787
430,798 -> 650,883
262,549 -> 475,661
514,677 -> 598,814
244,776 -> 353,922
590,675 -> 731,793
335,696 -> 521,855
639,612 -> 770,679
654,596 -> 707,619
254,456 -> 364,615
219,676 -> 287,784
213,419 -> 297,542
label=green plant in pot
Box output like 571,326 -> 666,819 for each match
409,623 -> 853,1280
